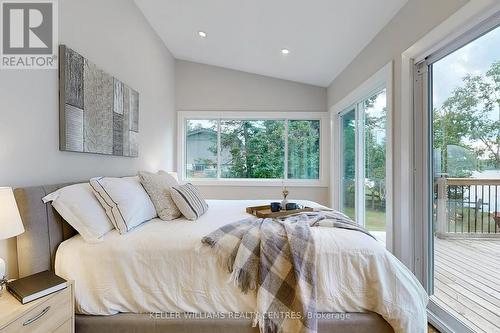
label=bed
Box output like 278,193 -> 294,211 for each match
13,182 -> 428,333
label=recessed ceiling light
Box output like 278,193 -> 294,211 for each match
281,48 -> 290,55
198,31 -> 207,38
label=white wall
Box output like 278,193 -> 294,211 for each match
0,0 -> 176,278
327,0 -> 468,105
327,0 -> 468,266
176,60 -> 326,111
176,60 -> 329,204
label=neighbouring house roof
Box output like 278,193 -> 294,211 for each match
187,128 -> 216,137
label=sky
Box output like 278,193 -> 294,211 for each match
433,25 -> 500,109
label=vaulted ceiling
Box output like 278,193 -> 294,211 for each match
135,0 -> 407,87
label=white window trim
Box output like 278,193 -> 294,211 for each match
177,111 -> 329,187
329,62 -> 394,253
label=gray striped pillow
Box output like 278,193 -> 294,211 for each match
170,183 -> 208,220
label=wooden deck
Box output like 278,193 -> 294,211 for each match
433,237 -> 500,333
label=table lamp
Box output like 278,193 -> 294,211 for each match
0,187 -> 25,295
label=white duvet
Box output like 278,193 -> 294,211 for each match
55,200 -> 428,333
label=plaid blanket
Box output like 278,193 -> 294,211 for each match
201,209 -> 373,333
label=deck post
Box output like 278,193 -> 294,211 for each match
436,176 -> 448,238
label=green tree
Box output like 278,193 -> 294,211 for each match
433,60 -> 500,176
363,93 -> 387,210
220,120 -> 285,178
215,120 -> 321,179
288,120 -> 320,179
341,112 -> 356,210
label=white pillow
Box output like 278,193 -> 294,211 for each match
42,183 -> 114,243
89,176 -> 157,234
159,170 -> 179,182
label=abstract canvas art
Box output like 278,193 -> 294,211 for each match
59,45 -> 139,157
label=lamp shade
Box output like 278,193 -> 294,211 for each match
0,187 -> 24,240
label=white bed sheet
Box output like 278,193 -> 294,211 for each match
55,199 -> 428,333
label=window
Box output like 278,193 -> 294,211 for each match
340,109 -> 356,219
362,89 -> 387,234
339,88 -> 388,242
288,120 -> 320,179
332,63 -> 392,250
179,112 -> 326,185
185,120 -> 218,178
220,120 -> 285,179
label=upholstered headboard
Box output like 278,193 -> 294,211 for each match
14,183 -> 79,278
13,173 -> 177,278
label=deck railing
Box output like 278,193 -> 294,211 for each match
435,177 -> 500,237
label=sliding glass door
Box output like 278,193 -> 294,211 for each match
340,88 -> 388,245
416,14 -> 500,333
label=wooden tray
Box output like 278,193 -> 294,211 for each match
246,205 -> 313,218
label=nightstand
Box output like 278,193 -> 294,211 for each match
0,280 -> 74,333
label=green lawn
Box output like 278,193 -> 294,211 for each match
344,207 -> 386,231
342,205 -> 498,233
444,207 -> 498,233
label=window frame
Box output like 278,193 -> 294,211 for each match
177,111 -> 329,187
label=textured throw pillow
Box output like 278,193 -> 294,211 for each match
170,183 -> 208,220
138,171 -> 181,221
42,183 -> 114,243
90,176 -> 157,234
